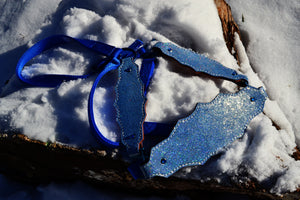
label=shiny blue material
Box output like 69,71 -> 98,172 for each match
140,57 -> 156,96
16,36 -> 268,180
16,35 -> 117,87
15,35 -> 155,148
88,43 -> 151,148
115,57 -> 146,156
154,42 -> 248,86
88,49 -> 123,147
142,86 -> 267,178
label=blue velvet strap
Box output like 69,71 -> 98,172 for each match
140,86 -> 267,178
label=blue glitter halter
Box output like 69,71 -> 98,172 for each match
15,35 -> 267,179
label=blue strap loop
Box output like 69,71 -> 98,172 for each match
15,35 -> 153,148
16,35 -> 117,87
88,60 -> 121,147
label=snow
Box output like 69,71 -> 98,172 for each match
227,0 -> 300,146
0,0 -> 299,198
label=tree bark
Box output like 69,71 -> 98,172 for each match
1,133 -> 299,200
214,0 -> 241,63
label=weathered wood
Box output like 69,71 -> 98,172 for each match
214,0 -> 241,63
1,133 -> 299,200
0,1 -> 299,199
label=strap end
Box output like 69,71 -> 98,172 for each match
128,162 -> 149,180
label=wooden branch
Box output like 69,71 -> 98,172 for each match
214,0 -> 241,63
1,133 -> 299,200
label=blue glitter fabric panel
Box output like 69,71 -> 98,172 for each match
143,86 -> 267,178
154,42 -> 248,86
115,57 -> 146,157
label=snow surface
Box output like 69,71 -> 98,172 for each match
0,0 -> 299,197
227,0 -> 300,148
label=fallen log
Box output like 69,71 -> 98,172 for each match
1,133 -> 299,200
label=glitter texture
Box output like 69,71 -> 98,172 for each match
154,42 -> 248,86
143,86 -> 267,178
115,57 -> 146,156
